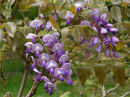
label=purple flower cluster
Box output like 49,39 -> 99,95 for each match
30,19 -> 45,31
65,11 -> 74,25
80,9 -> 120,58
25,31 -> 73,95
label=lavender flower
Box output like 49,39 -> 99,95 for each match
42,34 -> 57,47
54,68 -> 64,81
80,20 -> 91,26
26,33 -> 37,42
100,28 -> 108,34
106,48 -> 110,57
45,81 -> 56,95
29,19 -> 44,30
91,9 -> 99,16
65,11 -> 74,25
100,13 -> 107,23
93,37 -> 99,45
105,23 -> 113,28
46,21 -> 53,31
74,1 -> 83,12
113,50 -> 120,58
65,11 -> 74,19
24,42 -> 34,53
59,53 -> 69,64
25,31 -> 73,95
47,60 -> 58,69
52,42 -> 64,53
39,53 -> 49,68
39,13 -> 44,19
112,36 -> 119,43
32,43 -> 44,56
96,44 -> 103,53
109,28 -> 118,34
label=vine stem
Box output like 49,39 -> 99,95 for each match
17,64 -> 30,97
102,84 -> 106,97
0,63 -> 6,93
120,91 -> 130,97
25,80 -> 41,97
17,54 -> 31,97
101,84 -> 119,97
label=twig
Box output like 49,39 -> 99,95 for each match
17,54 -> 31,97
51,0 -> 57,15
17,64 -> 30,97
102,84 -> 106,97
25,80 -> 41,97
0,63 -> 6,93
120,91 -> 130,97
79,84 -> 83,97
105,84 -> 119,96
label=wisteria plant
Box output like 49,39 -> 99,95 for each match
0,0 -> 130,97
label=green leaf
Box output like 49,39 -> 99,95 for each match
94,64 -> 107,84
113,62 -> 126,87
110,6 -> 122,22
24,6 -> 39,20
49,16 -> 60,31
78,67 -> 91,85
60,91 -> 70,97
5,22 -> 16,38
12,8 -> 24,20
80,25 -> 97,40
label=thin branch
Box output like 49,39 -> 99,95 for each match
51,0 -> 57,15
17,54 -> 31,97
101,84 -> 119,97
105,84 -> 119,96
102,84 -> 106,97
0,63 -> 6,93
120,91 -> 130,97
79,84 -> 83,97
25,80 -> 41,97
17,65 -> 30,97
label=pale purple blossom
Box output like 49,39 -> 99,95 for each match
112,36 -> 119,43
29,19 -> 44,30
46,21 -> 53,30
26,33 -> 37,42
65,11 -> 74,19
100,28 -> 108,34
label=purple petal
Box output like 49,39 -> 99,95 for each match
96,44 -> 103,53
106,48 -> 110,57
100,28 -> 108,34
113,51 -> 120,58
112,36 -> 119,43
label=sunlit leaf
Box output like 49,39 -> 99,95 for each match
122,2 -> 128,7
80,25 -> 97,40
19,0 -> 35,9
113,63 -> 126,87
94,64 -> 107,84
5,22 -> 16,38
60,91 -> 70,97
0,23 -> 6,29
71,25 -> 81,43
116,41 -> 123,51
110,6 -> 122,22
49,16 -> 60,31
70,5 -> 76,15
24,6 -> 39,20
78,67 -> 91,85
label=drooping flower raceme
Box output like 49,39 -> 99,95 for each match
25,31 -> 73,95
79,8 -> 120,58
